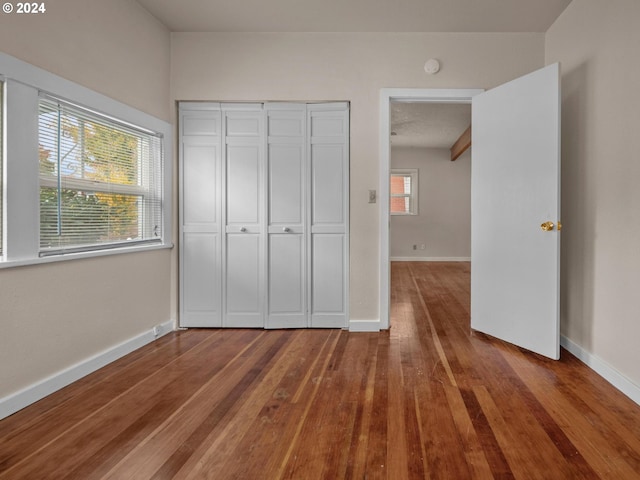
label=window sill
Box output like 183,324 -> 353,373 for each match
0,241 -> 174,269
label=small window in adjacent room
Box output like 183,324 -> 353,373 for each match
390,169 -> 418,215
38,95 -> 164,256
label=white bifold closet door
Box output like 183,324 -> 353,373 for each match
179,102 -> 349,329
266,104 -> 307,328
308,104 -> 349,328
224,104 -> 265,327
179,103 -> 223,328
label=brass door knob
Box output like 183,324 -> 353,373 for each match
540,221 -> 555,232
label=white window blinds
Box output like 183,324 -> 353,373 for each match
38,95 -> 163,255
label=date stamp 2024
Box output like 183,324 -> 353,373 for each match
3,2 -> 47,14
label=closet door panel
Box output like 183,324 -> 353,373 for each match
266,105 -> 307,328
179,104 -> 222,328
224,106 -> 264,327
182,144 -> 218,225
310,113 -> 347,138
227,117 -> 261,137
269,144 -> 304,225
182,115 -> 219,137
226,145 -> 261,224
268,234 -> 305,326
182,232 -> 221,327
269,117 -> 304,137
311,144 -> 345,227
309,105 -> 349,328
226,233 -> 262,326
311,234 -> 345,327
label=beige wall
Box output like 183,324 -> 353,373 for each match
390,147 -> 471,259
171,32 -> 545,320
0,0 -> 172,397
546,0 -> 640,386
0,0 -> 171,120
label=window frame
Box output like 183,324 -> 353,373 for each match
390,168 -> 419,216
0,52 -> 172,268
38,95 -> 163,255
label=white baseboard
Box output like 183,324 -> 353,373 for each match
349,319 -> 381,332
390,257 -> 471,262
561,335 -> 640,406
0,319 -> 175,420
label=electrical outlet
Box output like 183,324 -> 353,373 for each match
153,326 -> 161,337
420,244 -> 426,250
368,190 -> 377,203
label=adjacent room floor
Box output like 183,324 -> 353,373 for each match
1,262 -> 639,479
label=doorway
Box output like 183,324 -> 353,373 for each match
389,102 -> 472,263
379,89 -> 482,330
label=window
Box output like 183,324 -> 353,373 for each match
0,51 -> 172,267
38,96 -> 163,255
390,169 -> 418,215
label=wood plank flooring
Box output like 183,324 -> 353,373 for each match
2,261 -> 640,479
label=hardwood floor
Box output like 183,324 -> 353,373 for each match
2,261 -> 640,479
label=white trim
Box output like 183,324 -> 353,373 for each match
0,242 -> 173,269
380,88 -> 483,330
561,335 -> 640,406
390,257 -> 471,262
0,320 -> 175,420
4,80 -> 39,260
349,319 -> 381,332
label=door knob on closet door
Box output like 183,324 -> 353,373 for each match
240,227 -> 247,233
283,227 -> 291,233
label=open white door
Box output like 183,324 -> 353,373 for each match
471,63 -> 561,359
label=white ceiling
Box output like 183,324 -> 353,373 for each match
136,0 -> 572,33
391,102 -> 471,149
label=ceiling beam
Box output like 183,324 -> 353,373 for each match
450,125 -> 471,161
